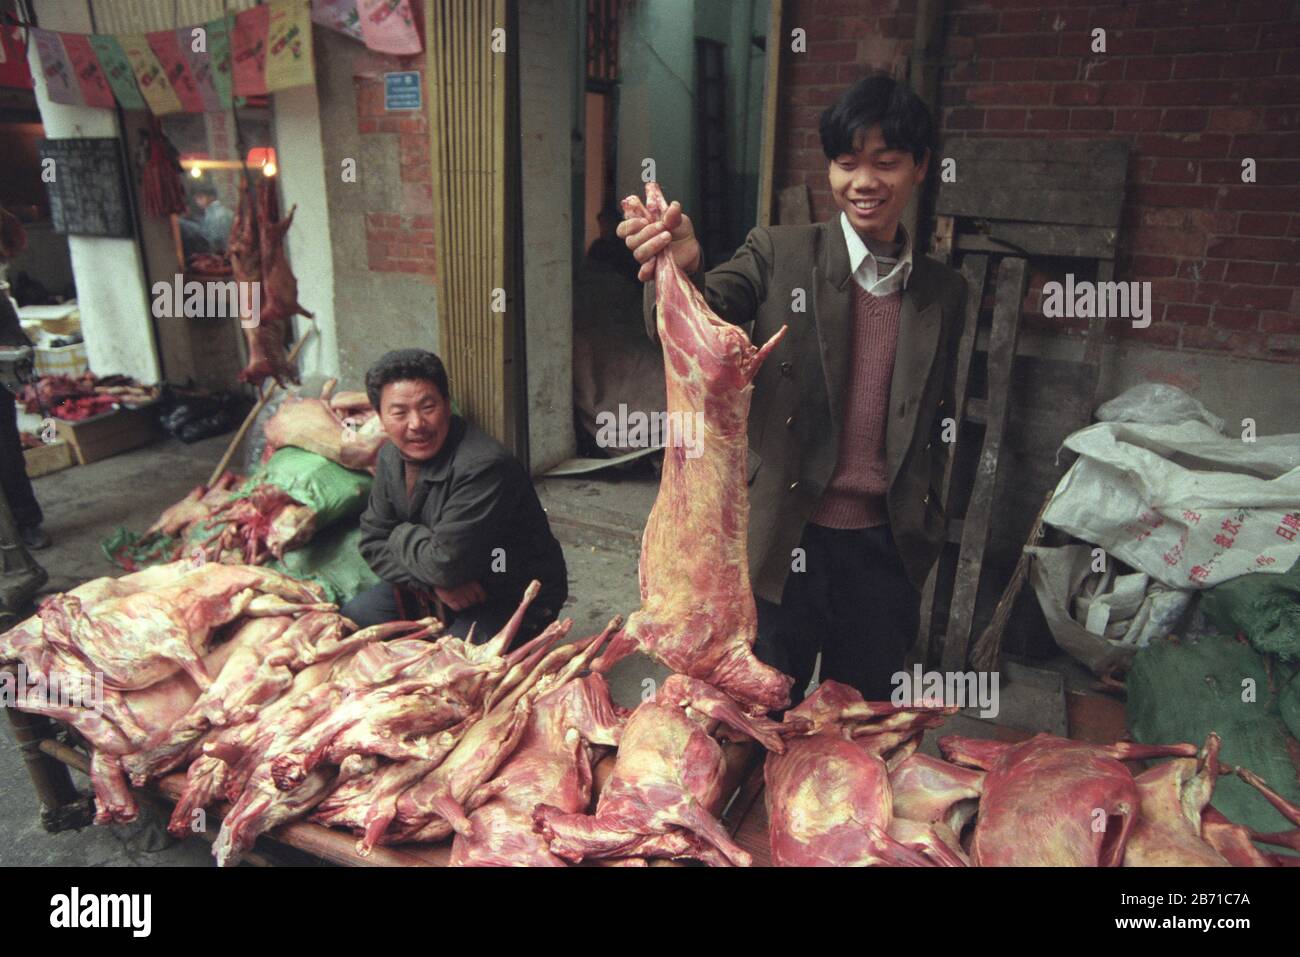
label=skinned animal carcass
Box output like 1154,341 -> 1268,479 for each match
594,181 -> 791,711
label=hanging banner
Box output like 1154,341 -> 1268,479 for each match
178,24 -> 222,112
119,33 -> 184,114
147,29 -> 204,113
358,0 -> 422,56
311,0 -> 365,42
204,16 -> 235,109
30,29 -> 80,105
0,24 -> 34,90
265,0 -> 314,93
60,33 -> 116,108
87,34 -> 146,110
230,4 -> 270,96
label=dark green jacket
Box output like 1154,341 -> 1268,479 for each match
358,415 -> 568,614
644,220 -> 968,604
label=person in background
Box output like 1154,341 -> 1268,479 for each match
194,186 -> 234,253
0,205 -> 49,549
344,349 -> 568,647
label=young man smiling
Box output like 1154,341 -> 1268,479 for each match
621,73 -> 967,704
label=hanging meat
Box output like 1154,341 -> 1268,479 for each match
764,681 -> 961,867
230,179 -> 314,388
140,118 -> 186,219
593,181 -> 792,711
533,674 -> 787,866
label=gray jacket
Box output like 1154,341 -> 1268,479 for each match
645,221 -> 968,603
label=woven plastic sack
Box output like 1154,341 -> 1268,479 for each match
1200,556 -> 1300,662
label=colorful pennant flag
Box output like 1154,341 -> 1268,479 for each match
230,4 -> 270,96
265,0 -> 314,93
119,33 -> 185,115
358,0 -> 423,56
30,28 -> 79,104
147,28 -> 204,113
60,33 -> 116,108
87,34 -> 146,110
205,16 -> 235,109
178,24 -> 222,112
311,0 -> 364,42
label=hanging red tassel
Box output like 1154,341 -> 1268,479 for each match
141,117 -> 187,219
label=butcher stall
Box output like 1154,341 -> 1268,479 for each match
3,183 -> 1299,870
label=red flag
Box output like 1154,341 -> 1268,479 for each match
147,29 -> 204,112
60,33 -> 115,108
230,4 -> 270,96
0,24 -> 34,90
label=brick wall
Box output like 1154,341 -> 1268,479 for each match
776,0 -> 1300,363
353,53 -> 437,280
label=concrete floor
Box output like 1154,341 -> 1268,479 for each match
1,436 -> 1070,865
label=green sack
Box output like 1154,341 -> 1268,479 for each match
1127,632 -> 1300,843
1200,557 -> 1300,662
267,523 -> 380,606
240,446 -> 373,530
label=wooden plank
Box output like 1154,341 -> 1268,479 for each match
756,0 -> 783,229
932,214 -> 954,265
916,253 -> 987,667
937,186 -> 1124,228
942,138 -> 1130,169
955,222 -> 1121,260
941,257 -> 1028,673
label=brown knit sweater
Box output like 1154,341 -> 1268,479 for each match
810,285 -> 902,529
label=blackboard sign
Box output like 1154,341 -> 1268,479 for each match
38,138 -> 134,239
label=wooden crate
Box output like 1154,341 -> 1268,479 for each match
23,440 -> 74,477
54,404 -> 161,465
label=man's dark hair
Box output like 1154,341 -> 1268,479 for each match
365,348 -> 450,411
194,186 -> 218,199
819,73 -> 934,164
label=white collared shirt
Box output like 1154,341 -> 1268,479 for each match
839,212 -> 914,297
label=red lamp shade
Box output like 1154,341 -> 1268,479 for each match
246,147 -> 279,176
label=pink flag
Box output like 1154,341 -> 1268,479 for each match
147,29 -> 204,112
358,0 -> 422,56
312,0 -> 365,42
60,33 -> 115,108
230,4 -> 270,96
178,25 -> 222,111
31,29 -> 80,105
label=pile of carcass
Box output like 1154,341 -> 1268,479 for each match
0,564 -> 634,867
117,379 -> 388,569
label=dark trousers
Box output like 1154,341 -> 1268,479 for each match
753,522 -> 919,706
0,382 -> 42,530
339,581 -> 555,650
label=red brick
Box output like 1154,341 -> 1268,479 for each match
1124,56 -> 1172,81
1136,132 -> 1232,156
1260,311 -> 1300,334
1210,307 -> 1261,331
1263,108 -> 1300,131
1135,184 -> 1219,207
993,60 -> 1038,82
812,41 -> 859,62
1136,1 -> 1234,27
1199,160 -> 1243,183
1151,277 -> 1198,303
1186,209 -> 1240,233
953,11 -> 1000,35
358,118 -> 379,134
1081,57 -> 1126,82
1053,83 -> 1102,106
1255,76 -> 1300,103
1181,324 -> 1259,351
966,82 -> 1053,106
1208,108 -> 1263,132
1130,226 -> 1207,257
999,9 -> 1045,32
1196,283 -> 1294,310
1114,108 -> 1162,131
1164,303 -> 1213,326
1090,5 -> 1138,30
1176,259 -> 1228,282
1147,158 -> 1198,182
1232,0 -> 1291,21
1258,22 -> 1300,49
1224,261 -> 1277,284
1141,207 -> 1187,228
1216,186 -> 1300,211
1100,29 -> 1157,55
1221,51 -> 1284,78
1160,108 -> 1209,132
978,34 -> 1060,58
984,108 -> 1027,130
1152,25 -> 1262,54
1114,319 -> 1181,346
1171,54 -> 1223,80
1237,212 -> 1292,236
1143,80 -> 1244,107
946,108 -> 985,129
1026,109 -> 1070,130
1100,84 -> 1144,106
1131,254 -> 1178,277
1263,334 -> 1300,360
1036,57 -> 1081,81
1206,235 -> 1297,260
1231,133 -> 1300,158
1070,109 -> 1114,130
